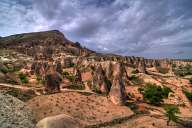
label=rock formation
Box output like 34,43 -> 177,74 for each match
109,63 -> 127,105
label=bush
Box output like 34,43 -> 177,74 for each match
18,73 -> 28,84
69,63 -> 75,67
189,78 -> 192,84
183,89 -> 192,101
0,65 -> 15,73
164,104 -> 180,125
162,86 -> 173,98
139,83 -> 172,105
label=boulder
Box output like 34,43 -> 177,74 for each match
36,114 -> 82,128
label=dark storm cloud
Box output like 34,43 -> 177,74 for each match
1,0 -> 192,58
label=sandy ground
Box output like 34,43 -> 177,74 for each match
26,92 -> 134,126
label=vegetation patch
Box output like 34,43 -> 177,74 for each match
138,83 -> 172,105
35,74 -> 45,85
18,73 -> 28,84
69,63 -> 75,67
182,89 -> 192,101
189,78 -> 192,84
6,88 -> 36,102
173,64 -> 192,76
92,85 -> 102,94
104,78 -> 112,92
68,83 -> 85,90
0,65 -> 15,74
163,104 -> 180,125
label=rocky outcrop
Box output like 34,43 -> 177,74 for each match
0,93 -> 35,128
44,66 -> 62,93
92,64 -> 110,94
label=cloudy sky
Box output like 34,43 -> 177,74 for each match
0,0 -> 192,59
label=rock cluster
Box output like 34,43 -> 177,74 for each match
0,93 -> 35,128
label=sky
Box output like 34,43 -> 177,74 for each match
0,0 -> 192,59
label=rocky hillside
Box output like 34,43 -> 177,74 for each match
0,30 -> 192,128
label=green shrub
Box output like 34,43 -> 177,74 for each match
0,65 -> 14,73
18,73 -> 28,84
69,63 -> 75,67
139,83 -> 172,105
162,86 -> 173,98
183,89 -> 192,101
164,104 -> 180,125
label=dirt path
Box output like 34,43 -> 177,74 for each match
0,83 -> 95,94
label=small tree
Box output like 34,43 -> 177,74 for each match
164,105 -> 180,125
